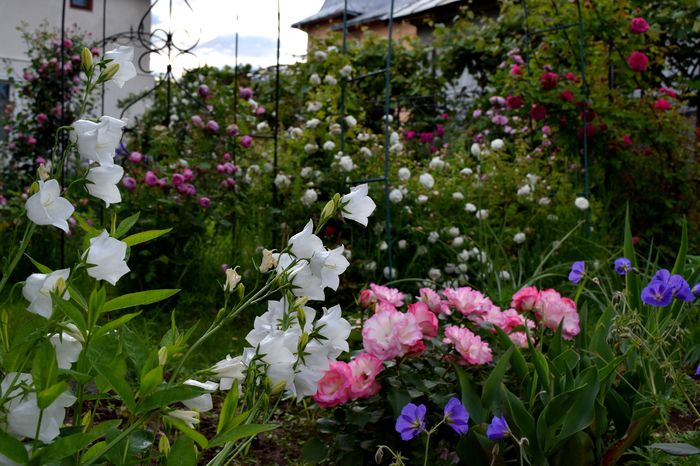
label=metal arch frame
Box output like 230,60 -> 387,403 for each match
520,0 -> 590,234
340,0 -> 397,282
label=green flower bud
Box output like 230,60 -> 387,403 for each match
96,63 -> 120,84
80,47 -> 93,73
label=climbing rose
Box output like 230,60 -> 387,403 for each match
628,51 -> 649,72
630,17 -> 650,34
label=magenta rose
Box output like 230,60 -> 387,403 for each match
630,17 -> 650,34
627,51 -> 649,72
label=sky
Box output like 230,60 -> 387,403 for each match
150,0 -> 326,75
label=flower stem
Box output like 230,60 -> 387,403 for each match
0,223 -> 36,297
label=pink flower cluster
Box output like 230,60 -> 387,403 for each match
511,286 -> 580,340
313,353 -> 384,408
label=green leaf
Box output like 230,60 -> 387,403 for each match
122,228 -> 172,247
92,312 -> 142,339
136,386 -> 205,414
114,212 -> 140,239
208,423 -> 278,448
38,420 -> 121,462
102,289 -> 180,313
529,339 -> 551,396
37,381 -> 69,410
301,438 -> 329,464
53,296 -> 87,334
624,205 -> 642,310
494,326 -> 528,379
32,340 -> 58,393
167,436 -> 197,466
139,366 -> 163,399
25,255 -> 52,273
0,430 -> 29,463
650,443 -> 700,456
88,287 -> 107,329
86,335 -> 136,412
554,367 -> 600,448
481,347 -> 512,411
454,364 -> 485,424
73,212 -> 101,237
165,418 -> 208,448
217,381 -> 240,434
671,219 -> 688,276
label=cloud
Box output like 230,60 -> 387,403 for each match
149,0 -> 324,74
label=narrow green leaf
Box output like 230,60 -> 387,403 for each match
454,364 -> 485,424
87,336 -> 136,412
73,212 -> 101,236
139,366 -> 163,399
165,418 -> 208,448
122,228 -> 172,247
208,423 -> 278,448
32,340 -> 58,392
92,312 -> 142,339
114,212 -> 140,239
217,381 -> 240,434
481,347 -> 512,410
624,205 -> 642,310
38,420 -> 121,462
529,340 -> 551,396
37,381 -> 69,410
102,289 -> 180,313
136,386 -> 205,414
494,326 -> 528,379
53,296 -> 88,334
0,430 -> 29,463
167,436 -> 197,466
671,219 -> 688,276
25,255 -> 52,273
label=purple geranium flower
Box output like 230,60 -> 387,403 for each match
692,283 -> 700,299
395,403 -> 426,441
641,280 -> 673,307
486,415 -> 509,440
443,397 -> 469,435
568,261 -> 585,284
614,258 -> 632,276
695,363 -> 700,377
668,275 -> 694,302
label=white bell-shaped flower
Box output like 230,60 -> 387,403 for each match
22,268 -> 70,319
86,230 -> 130,285
86,164 -> 124,207
104,46 -> 137,88
25,179 -> 74,232
340,183 -> 376,227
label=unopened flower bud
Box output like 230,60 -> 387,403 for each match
296,307 -> 306,329
97,63 -> 120,84
224,267 -> 241,292
38,163 -> 50,181
319,199 -> 337,224
270,380 -> 286,396
259,249 -> 277,273
53,277 -> 67,296
298,332 -> 309,352
80,47 -> 93,73
158,433 -> 171,455
158,346 -> 168,366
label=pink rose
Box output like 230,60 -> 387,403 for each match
627,51 -> 649,72
369,283 -> 405,307
408,302 -> 438,338
509,64 -> 522,76
348,353 -> 383,399
443,326 -> 493,365
122,176 -> 137,192
313,361 -> 352,408
198,196 -> 211,208
539,72 -> 558,90
441,287 -> 493,318
362,309 -> 421,361
240,135 -> 253,148
630,17 -> 650,34
418,288 -> 450,315
654,99 -> 670,112
226,124 -> 240,136
530,104 -> 548,121
511,286 -> 539,311
144,171 -> 158,186
172,173 -> 185,187
534,289 -> 580,339
359,289 -> 376,309
191,115 -> 204,127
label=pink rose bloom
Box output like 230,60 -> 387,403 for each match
362,310 -> 421,361
442,287 -> 493,318
223,162 -> 237,174
654,99 -> 670,112
405,339 -> 426,357
481,306 -> 506,331
198,84 -> 210,98
359,289 -> 376,309
313,361 -> 352,408
511,286 -> 539,311
539,72 -> 558,90
216,164 -> 225,173
348,353 -> 383,399
408,302 -> 438,338
369,283 -> 405,307
239,87 -> 253,100
659,87 -> 677,98
36,113 -> 48,125
472,109 -> 482,118
627,51 -> 649,72
240,135 -> 253,148
27,136 -> 37,145
128,151 -> 143,163
183,168 -> 194,181
157,177 -> 169,188
191,115 -> 204,127
255,106 -> 266,116
534,289 -> 580,339
172,173 -> 185,187
419,132 -> 434,144
630,17 -> 650,34
375,300 -> 398,315
436,124 -> 445,137
489,96 -> 506,106
122,176 -> 137,192
144,171 -> 158,186
198,196 -> 211,208
226,123 -> 240,136
509,332 -> 529,348
509,64 -> 522,76
225,177 -> 236,189
443,326 -> 493,365
418,288 -> 450,315
206,120 -> 220,132
223,152 -> 231,161
405,130 -> 416,140
622,134 -> 633,146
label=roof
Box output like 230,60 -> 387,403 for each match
292,0 -> 465,29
